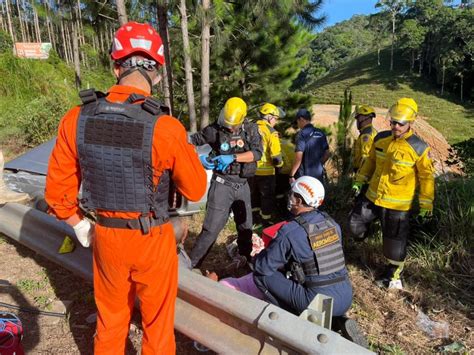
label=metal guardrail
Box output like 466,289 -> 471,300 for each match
0,202 -> 373,354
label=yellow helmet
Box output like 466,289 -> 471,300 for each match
397,97 -> 418,114
218,97 -> 247,129
354,105 -> 375,118
388,97 -> 418,123
259,103 -> 280,118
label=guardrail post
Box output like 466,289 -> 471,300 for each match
300,294 -> 334,329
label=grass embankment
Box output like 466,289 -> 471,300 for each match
307,51 -> 472,352
0,52 -> 113,159
309,50 -> 474,145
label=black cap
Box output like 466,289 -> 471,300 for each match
295,108 -> 311,121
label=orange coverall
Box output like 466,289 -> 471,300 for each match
45,85 -> 207,354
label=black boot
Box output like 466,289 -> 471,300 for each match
332,316 -> 369,348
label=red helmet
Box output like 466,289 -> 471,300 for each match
110,22 -> 165,66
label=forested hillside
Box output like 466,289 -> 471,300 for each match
297,1 -> 474,105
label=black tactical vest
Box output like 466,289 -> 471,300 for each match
294,214 -> 346,276
76,89 -> 170,220
215,124 -> 253,175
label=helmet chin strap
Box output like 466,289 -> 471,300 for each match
117,67 -> 154,92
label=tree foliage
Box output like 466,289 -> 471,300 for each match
0,0 -> 324,128
296,1 -> 474,101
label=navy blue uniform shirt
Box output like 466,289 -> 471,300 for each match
295,124 -> 329,181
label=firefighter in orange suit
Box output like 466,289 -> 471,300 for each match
45,22 -> 207,354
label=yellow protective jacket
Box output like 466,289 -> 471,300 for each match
352,124 -> 377,173
355,129 -> 435,211
280,138 -> 296,175
256,119 -> 283,176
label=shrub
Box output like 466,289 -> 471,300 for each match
408,177 -> 473,298
0,30 -> 12,54
17,93 -> 68,146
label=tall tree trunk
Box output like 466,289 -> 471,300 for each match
157,1 -> 174,115
0,2 -> 6,33
44,4 -> 53,46
4,0 -> 15,42
66,21 -> 74,64
76,0 -> 85,46
99,28 -> 105,53
460,74 -> 463,102
0,5 -> 5,33
410,49 -> 414,72
33,3 -> 41,42
73,24 -> 81,88
179,0 -> 197,132
60,20 -> 69,63
377,47 -> 381,66
21,0 -> 31,42
441,63 -> 445,96
200,0 -> 211,129
116,0 -> 128,25
390,11 -> 395,71
16,0 -> 26,42
418,51 -> 422,75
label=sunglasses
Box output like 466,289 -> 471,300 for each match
390,120 -> 407,127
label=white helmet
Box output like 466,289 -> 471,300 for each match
291,176 -> 325,208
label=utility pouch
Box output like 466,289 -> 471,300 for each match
290,262 -> 306,285
240,161 -> 257,178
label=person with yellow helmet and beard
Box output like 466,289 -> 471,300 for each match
349,98 -> 435,290
190,97 -> 263,268
250,103 -> 284,226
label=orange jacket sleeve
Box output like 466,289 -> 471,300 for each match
45,106 -> 81,220
155,116 -> 207,201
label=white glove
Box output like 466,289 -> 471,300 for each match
250,234 -> 265,257
72,219 -> 95,248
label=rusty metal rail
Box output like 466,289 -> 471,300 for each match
0,202 -> 372,354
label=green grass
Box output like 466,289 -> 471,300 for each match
309,49 -> 474,145
0,52 -> 114,151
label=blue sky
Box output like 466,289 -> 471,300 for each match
320,0 -> 379,28
319,0 -> 463,29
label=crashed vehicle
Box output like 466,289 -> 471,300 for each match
3,138 -> 212,216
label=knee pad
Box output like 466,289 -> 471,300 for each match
383,237 -> 407,262
348,215 -> 368,236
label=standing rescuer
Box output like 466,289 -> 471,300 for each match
190,97 -> 263,268
350,98 -> 435,290
251,103 -> 284,225
352,105 -> 377,175
45,22 -> 207,354
290,108 -> 330,185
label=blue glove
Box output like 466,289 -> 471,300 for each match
199,155 -> 215,170
212,155 -> 235,171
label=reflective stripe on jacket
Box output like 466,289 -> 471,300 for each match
355,129 -> 435,211
352,124 -> 377,173
256,119 -> 283,176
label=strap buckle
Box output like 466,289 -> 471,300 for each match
138,214 -> 151,235
214,176 -> 242,190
